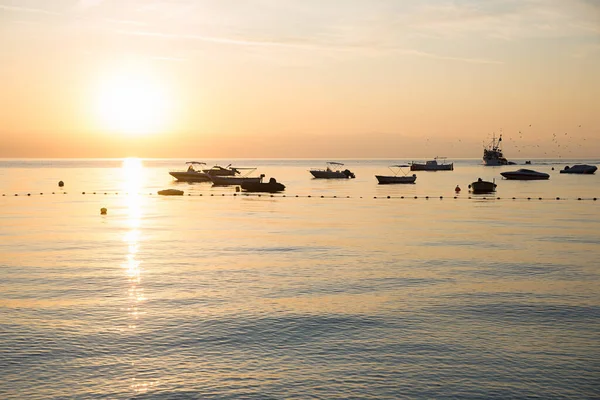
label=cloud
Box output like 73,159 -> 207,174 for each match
0,4 -> 60,15
406,0 -> 600,40
117,28 -> 502,64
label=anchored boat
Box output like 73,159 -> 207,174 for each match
375,165 -> 417,184
483,134 -> 514,166
500,169 -> 549,180
469,178 -> 497,193
169,161 -> 211,182
560,165 -> 597,174
309,162 -> 355,179
241,177 -> 286,193
209,168 -> 263,186
410,157 -> 453,171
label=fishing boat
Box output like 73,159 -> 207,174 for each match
375,165 -> 417,184
500,169 -> 549,180
309,162 -> 355,179
169,161 -> 212,182
410,157 -> 453,171
560,164 -> 597,174
241,177 -> 286,193
469,178 -> 497,193
483,134 -> 513,166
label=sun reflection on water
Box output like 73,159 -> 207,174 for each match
120,158 -> 157,393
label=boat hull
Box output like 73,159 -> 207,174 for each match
560,165 -> 597,174
410,163 -> 453,171
169,171 -> 212,182
309,170 -> 355,179
241,182 -> 286,193
500,173 -> 549,180
470,181 -> 496,193
483,157 -> 509,166
375,175 -> 416,184
210,176 -> 263,186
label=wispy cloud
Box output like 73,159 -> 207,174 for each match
117,28 -> 502,64
406,0 -> 600,40
0,4 -> 60,16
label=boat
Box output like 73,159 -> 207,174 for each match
209,168 -> 264,186
469,178 -> 497,193
203,164 -> 241,177
241,177 -> 286,193
483,134 -> 514,166
309,162 -> 355,179
410,157 -> 453,171
500,169 -> 549,180
169,161 -> 212,182
375,165 -> 417,184
560,164 -> 597,174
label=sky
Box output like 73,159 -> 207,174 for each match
1,0 -> 599,158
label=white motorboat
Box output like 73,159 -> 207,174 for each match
169,161 -> 212,182
376,165 -> 417,184
500,169 -> 549,180
309,162 -> 355,179
560,165 -> 597,174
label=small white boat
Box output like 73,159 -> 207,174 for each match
560,165 -> 597,174
469,178 -> 497,193
309,162 -> 355,179
376,165 -> 416,184
169,161 -> 211,182
410,157 -> 453,171
500,169 -> 549,180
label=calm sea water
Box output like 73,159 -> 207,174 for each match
1,158 -> 599,399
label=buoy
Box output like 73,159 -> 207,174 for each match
455,185 -> 461,193
58,181 -> 64,187
157,189 -> 184,196
100,207 -> 107,215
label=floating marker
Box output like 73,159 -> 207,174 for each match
100,207 -> 107,215
58,181 -> 64,187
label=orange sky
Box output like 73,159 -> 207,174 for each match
1,0 -> 599,158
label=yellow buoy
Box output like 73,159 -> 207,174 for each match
100,207 -> 107,215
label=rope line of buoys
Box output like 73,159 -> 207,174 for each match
1,191 -> 599,202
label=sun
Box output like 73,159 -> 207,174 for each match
95,65 -> 170,135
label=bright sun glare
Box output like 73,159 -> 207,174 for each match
96,64 -> 170,135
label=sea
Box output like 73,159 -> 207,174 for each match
1,158 -> 599,399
